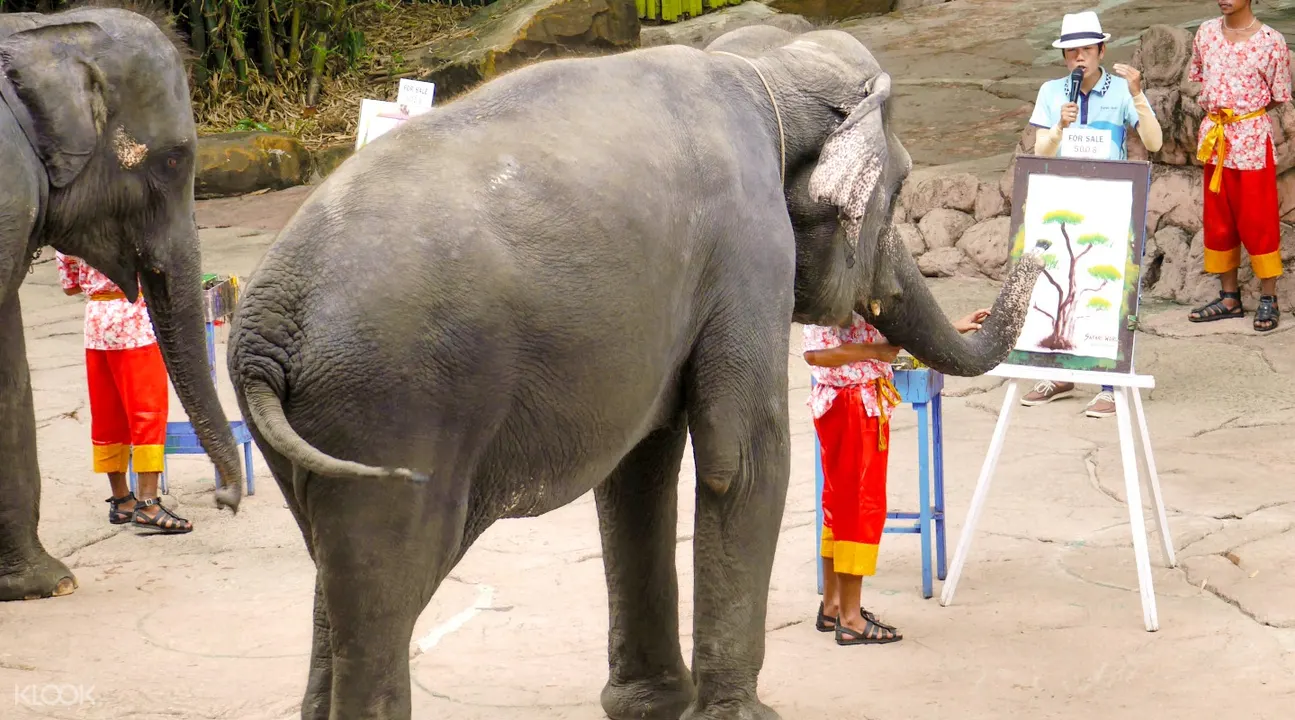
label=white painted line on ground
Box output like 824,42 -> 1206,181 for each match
412,584 -> 495,657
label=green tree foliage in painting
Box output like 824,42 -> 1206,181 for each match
1033,209 -> 1122,351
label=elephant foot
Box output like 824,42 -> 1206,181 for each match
601,671 -> 696,720
680,698 -> 781,720
0,551 -> 77,601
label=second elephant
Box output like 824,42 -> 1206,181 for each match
227,26 -> 1042,720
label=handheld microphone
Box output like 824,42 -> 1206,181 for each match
1068,67 -> 1084,103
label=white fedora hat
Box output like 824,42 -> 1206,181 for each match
1052,11 -> 1111,49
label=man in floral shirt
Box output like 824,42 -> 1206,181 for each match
1185,0 -> 1292,331
58,253 -> 192,533
804,306 -> 988,646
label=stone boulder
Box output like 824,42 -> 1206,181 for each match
640,3 -> 812,49
918,208 -> 974,250
310,142 -> 355,180
957,216 -> 1012,280
917,246 -> 977,278
195,132 -> 313,199
892,0 -> 952,9
894,223 -> 926,257
762,0 -> 889,22
411,0 -> 639,103
897,171 -> 979,221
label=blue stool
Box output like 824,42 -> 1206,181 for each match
812,368 -> 948,599
128,320 -> 256,496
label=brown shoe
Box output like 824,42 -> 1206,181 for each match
1020,381 -> 1075,406
1085,391 -> 1116,418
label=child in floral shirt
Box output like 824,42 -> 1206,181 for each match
58,253 -> 192,534
805,306 -> 989,645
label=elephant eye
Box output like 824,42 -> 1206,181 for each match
167,157 -> 178,169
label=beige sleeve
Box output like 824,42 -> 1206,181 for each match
1132,92 -> 1163,152
1034,125 -> 1063,156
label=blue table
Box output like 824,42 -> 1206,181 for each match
812,367 -> 948,599
128,320 -> 256,496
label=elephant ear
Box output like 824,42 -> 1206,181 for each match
0,22 -> 112,188
807,71 -> 893,251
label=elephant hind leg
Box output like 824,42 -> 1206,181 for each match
311,472 -> 471,720
302,577 -> 333,720
596,410 -> 695,720
0,292 -> 77,602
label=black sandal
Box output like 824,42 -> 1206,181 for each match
1254,295 -> 1280,332
815,602 -> 836,633
835,613 -> 902,646
106,492 -> 136,525
1188,290 -> 1244,322
132,497 -> 193,534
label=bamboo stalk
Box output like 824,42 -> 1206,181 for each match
287,0 -> 302,66
305,28 -> 327,108
202,0 -> 227,71
256,0 -> 276,79
226,0 -> 250,85
187,0 -> 209,86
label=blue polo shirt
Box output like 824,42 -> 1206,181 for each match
1028,68 -> 1148,161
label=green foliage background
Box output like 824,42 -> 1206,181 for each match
1,0 -> 480,141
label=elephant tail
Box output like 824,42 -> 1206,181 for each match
243,379 -> 430,484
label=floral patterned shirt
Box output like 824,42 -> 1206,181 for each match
802,312 -> 897,420
1188,18 -> 1292,170
57,252 -> 158,351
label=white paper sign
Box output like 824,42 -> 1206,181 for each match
354,98 -> 438,152
1059,127 -> 1113,160
396,79 -> 436,112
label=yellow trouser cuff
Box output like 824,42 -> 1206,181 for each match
131,445 -> 165,473
1203,246 -> 1242,274
1250,251 -> 1285,279
827,540 -> 880,577
93,444 -> 129,474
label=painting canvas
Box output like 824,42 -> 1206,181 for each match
1003,155 -> 1151,375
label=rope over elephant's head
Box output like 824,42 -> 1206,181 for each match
705,26 -> 1044,377
704,27 -> 914,328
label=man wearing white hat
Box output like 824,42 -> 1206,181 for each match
1019,11 -> 1164,418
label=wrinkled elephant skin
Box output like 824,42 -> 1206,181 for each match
227,27 -> 1040,720
0,6 -> 246,601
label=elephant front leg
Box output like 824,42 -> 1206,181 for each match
0,292 -> 77,602
595,414 -> 695,720
682,341 -> 789,719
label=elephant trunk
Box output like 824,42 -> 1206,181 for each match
138,223 -> 244,511
865,226 -> 1044,377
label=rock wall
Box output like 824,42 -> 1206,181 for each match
907,23 -> 1295,309
411,0 -> 640,103
891,170 -> 1015,280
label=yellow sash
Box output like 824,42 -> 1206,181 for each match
874,377 -> 902,452
1197,107 -> 1268,193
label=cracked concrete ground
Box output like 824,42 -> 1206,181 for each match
1,183 -> 1293,719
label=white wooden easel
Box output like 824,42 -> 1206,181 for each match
938,364 -> 1176,632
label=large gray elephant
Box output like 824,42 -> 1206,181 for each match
0,5 -> 244,601
227,25 -> 1041,720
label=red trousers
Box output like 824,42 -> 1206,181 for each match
87,344 -> 169,474
815,385 -> 890,577
1203,140 -> 1284,279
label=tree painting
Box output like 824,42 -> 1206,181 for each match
1032,209 -> 1123,351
